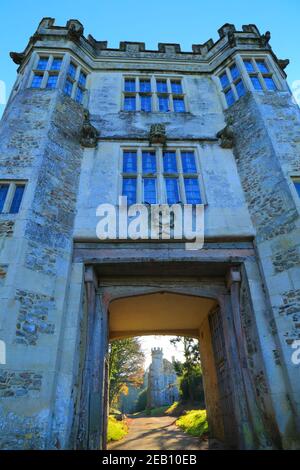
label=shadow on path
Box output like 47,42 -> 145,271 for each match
108,416 -> 223,451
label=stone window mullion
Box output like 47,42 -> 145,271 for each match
150,76 -> 156,111
40,70 -> 49,89
57,54 -> 70,89
167,78 -> 174,112
177,149 -> 186,203
252,60 -> 266,90
2,183 -> 15,213
227,66 -> 239,101
157,147 -> 165,203
235,55 -> 253,92
24,52 -> 39,88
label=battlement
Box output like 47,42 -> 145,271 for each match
33,18 -> 269,55
151,347 -> 163,356
10,17 -> 287,71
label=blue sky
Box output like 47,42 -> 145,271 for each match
0,0 -> 300,118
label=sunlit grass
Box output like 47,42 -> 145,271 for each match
176,409 -> 208,437
107,415 -> 128,442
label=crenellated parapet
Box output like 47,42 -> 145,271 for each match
9,17 -> 289,77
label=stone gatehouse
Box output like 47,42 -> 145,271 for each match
0,18 -> 300,449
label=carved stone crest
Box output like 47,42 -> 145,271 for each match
216,125 -> 234,149
149,123 -> 166,145
80,111 -> 99,148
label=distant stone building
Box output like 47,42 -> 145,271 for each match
0,17 -> 300,449
147,348 -> 179,408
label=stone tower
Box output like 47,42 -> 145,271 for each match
147,348 -> 179,408
0,18 -> 300,449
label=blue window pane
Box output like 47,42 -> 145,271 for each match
31,74 -> 43,88
158,96 -> 169,112
37,57 -> 48,70
181,152 -> 197,173
10,185 -> 25,214
75,87 -> 84,104
51,58 -> 62,71
256,60 -> 269,73
264,77 -> 277,90
225,88 -> 235,106
64,79 -> 73,96
293,181 -> 300,197
68,63 -> 77,79
184,178 -> 201,204
0,184 -> 9,213
78,72 -> 87,87
171,80 -> 182,94
251,76 -> 263,90
123,151 -> 137,173
124,96 -> 136,111
235,79 -> 246,98
122,178 -> 137,205
140,95 -> 151,112
165,178 -> 180,204
163,152 -> 177,173
143,178 -> 156,204
173,98 -> 185,112
140,80 -> 151,92
230,64 -> 240,81
243,60 -> 255,73
124,79 -> 136,92
219,73 -> 229,89
156,80 -> 168,93
142,152 -> 156,174
46,75 -> 58,89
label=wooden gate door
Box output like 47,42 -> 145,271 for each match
209,307 -> 237,447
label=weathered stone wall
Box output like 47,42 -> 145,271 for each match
1,16 -> 298,449
74,72 -> 254,240
0,88 -> 84,449
226,91 -> 300,448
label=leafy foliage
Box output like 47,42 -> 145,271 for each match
135,387 -> 148,412
109,338 -> 145,407
176,409 -> 208,437
170,337 -> 203,402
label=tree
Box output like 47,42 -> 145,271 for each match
170,337 -> 203,402
109,337 -> 145,407
135,388 -> 148,412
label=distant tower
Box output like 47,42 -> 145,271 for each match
147,348 -> 179,408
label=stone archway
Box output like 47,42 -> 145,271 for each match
108,290 -> 235,445
73,272 -> 253,450
59,241 -> 282,450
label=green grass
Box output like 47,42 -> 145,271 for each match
176,409 -> 208,437
165,401 -> 180,414
107,416 -> 128,442
145,406 -> 169,416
